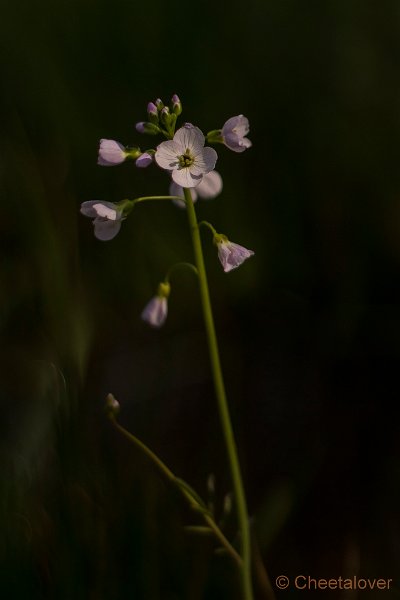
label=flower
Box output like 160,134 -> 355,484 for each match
135,152 -> 153,168
141,282 -> 170,328
80,200 -> 123,241
169,170 -> 223,208
221,115 -> 252,153
214,235 -> 254,272
98,139 -> 128,166
155,123 -> 217,188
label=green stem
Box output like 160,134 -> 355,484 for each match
133,195 -> 186,205
183,187 -> 253,600
165,262 -> 198,283
198,220 -> 218,236
108,413 -> 241,567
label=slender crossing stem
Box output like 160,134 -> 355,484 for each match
108,413 -> 242,567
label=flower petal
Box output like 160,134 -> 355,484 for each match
136,152 -> 153,168
191,146 -> 218,175
155,140 -> 180,170
98,139 -> 127,166
223,132 -> 252,153
196,171 -> 223,199
217,241 -> 254,272
172,168 -> 202,188
92,203 -> 118,220
93,218 -> 122,241
141,296 -> 168,328
81,200 -> 118,218
173,124 -> 205,155
222,115 -> 249,137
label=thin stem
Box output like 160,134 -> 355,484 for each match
133,195 -> 186,205
165,261 -> 198,283
198,220 -> 218,236
183,187 -> 253,600
108,413 -> 241,567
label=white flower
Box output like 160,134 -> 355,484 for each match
221,115 -> 252,153
97,139 -> 128,166
80,200 -> 123,241
155,123 -> 218,188
141,282 -> 171,328
215,236 -> 254,272
169,170 -> 223,208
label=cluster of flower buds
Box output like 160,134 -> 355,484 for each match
81,94 -> 255,327
136,95 -> 182,138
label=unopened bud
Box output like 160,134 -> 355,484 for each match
155,98 -> 164,111
160,106 -> 170,125
105,393 -> 120,416
171,94 -> 182,115
135,121 -> 160,135
147,102 -> 159,124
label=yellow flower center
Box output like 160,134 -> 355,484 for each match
178,148 -> 194,168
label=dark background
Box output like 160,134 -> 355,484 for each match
1,0 -> 400,598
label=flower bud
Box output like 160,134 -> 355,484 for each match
171,94 -> 182,115
135,121 -> 160,135
147,102 -> 159,124
160,106 -> 170,125
105,393 -> 120,416
155,98 -> 164,111
135,152 -> 153,168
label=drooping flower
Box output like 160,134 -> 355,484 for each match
98,139 -> 128,166
214,235 -> 254,272
221,115 -> 252,153
169,170 -> 223,208
135,152 -> 153,168
80,200 -> 123,241
141,282 -> 170,328
155,123 -> 217,188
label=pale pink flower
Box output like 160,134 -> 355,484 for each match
141,282 -> 170,328
97,139 -> 128,166
215,236 -> 254,272
221,115 -> 252,153
80,200 -> 123,241
155,124 -> 217,188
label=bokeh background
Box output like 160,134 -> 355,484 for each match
1,0 -> 400,598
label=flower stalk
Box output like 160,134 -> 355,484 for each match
107,409 -> 242,567
184,187 -> 254,600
